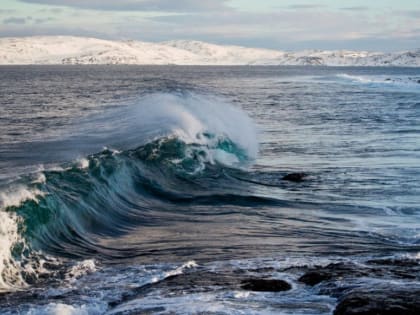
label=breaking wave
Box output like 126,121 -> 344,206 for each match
0,92 -> 258,292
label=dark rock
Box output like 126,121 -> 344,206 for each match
385,78 -> 392,81
111,270 -> 291,309
365,258 -> 420,280
282,172 -> 307,182
417,79 -> 420,84
298,263 -> 369,286
241,279 -> 291,292
299,259 -> 420,287
334,289 -> 420,315
299,270 -> 332,286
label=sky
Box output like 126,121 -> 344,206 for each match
0,0 -> 419,51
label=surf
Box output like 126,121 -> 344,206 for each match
0,92 -> 259,292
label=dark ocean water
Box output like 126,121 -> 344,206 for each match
0,66 -> 419,314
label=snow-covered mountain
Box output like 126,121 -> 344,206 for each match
0,36 -> 419,66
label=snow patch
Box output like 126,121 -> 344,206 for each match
0,36 -> 418,66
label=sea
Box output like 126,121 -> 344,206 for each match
0,65 -> 419,314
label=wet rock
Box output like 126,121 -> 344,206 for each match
334,288 -> 420,315
299,270 -> 332,286
365,258 -> 420,280
299,259 -> 420,287
298,263 -> 369,286
110,271 -> 237,308
159,272 -> 292,293
282,173 -> 307,182
112,270 -> 292,309
241,279 -> 291,292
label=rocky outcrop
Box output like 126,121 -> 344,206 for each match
241,279 -> 291,291
282,173 -> 307,182
334,288 -> 420,315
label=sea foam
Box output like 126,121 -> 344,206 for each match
0,185 -> 46,292
130,92 -> 259,167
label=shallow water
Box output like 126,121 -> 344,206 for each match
0,66 -> 419,314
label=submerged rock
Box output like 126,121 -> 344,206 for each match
334,289 -> 420,315
297,259 -> 420,314
282,173 -> 307,182
299,259 -> 420,287
298,270 -> 332,286
298,263 -> 369,286
110,270 -> 292,309
241,279 -> 291,292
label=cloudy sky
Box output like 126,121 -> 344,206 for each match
1,0 -> 419,51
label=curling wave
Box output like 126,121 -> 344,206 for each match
0,92 -> 258,292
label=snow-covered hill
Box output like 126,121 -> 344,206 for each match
0,36 -> 419,66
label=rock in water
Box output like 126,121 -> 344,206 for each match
334,289 -> 420,315
298,270 -> 332,286
241,279 -> 291,292
298,260 -> 420,287
298,262 -> 369,286
282,173 -> 307,182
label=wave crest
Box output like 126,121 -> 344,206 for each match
127,92 -> 258,160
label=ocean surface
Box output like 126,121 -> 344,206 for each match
0,66 -> 419,314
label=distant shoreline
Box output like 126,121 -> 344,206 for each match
1,36 -> 419,67
1,64 -> 419,68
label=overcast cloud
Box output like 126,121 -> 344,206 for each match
19,0 -> 231,12
0,0 -> 418,51
3,17 -> 27,24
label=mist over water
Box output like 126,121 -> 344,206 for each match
0,66 -> 419,314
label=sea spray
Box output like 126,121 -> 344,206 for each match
127,92 -> 259,162
0,211 -> 25,292
0,185 -> 47,292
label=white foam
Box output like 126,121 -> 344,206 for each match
107,290 -> 325,315
32,173 -> 46,184
132,93 -> 259,168
233,290 -> 251,298
0,185 -> 45,292
0,185 -> 45,209
336,74 -> 420,90
77,158 -> 90,169
337,73 -> 372,83
27,302 -> 107,315
164,260 -> 198,278
0,211 -> 27,292
181,93 -> 259,160
66,259 -> 97,282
